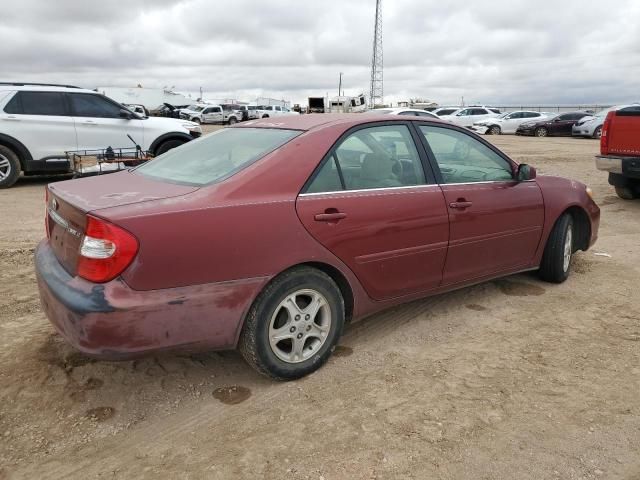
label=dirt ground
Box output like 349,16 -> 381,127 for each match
1,132 -> 639,480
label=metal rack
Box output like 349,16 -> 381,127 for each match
66,146 -> 153,177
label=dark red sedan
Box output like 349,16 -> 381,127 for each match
36,115 -> 600,379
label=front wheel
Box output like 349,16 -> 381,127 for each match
593,126 -> 602,139
155,139 -> 186,156
615,186 -> 638,200
0,145 -> 21,189
239,267 -> 345,380
534,127 -> 548,138
228,117 -> 237,125
539,214 -> 574,283
489,125 -> 501,135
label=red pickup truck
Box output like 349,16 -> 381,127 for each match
596,106 -> 640,199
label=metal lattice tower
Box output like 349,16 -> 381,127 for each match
369,0 -> 383,108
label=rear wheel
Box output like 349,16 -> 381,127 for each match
0,145 -> 21,189
239,267 -> 345,380
262,114 -> 270,118
615,186 -> 638,200
539,214 -> 574,283
155,139 -> 186,156
534,127 -> 548,137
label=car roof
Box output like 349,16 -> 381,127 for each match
0,84 -> 96,94
236,113 -> 448,132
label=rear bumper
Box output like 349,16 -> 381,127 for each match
35,241 -> 268,360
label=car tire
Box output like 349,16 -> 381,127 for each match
593,126 -> 602,139
192,117 -> 201,124
0,145 -> 21,189
239,267 -> 345,380
262,114 -> 270,118
614,186 -> 637,200
534,127 -> 548,137
489,125 -> 501,135
539,214 -> 574,283
228,117 -> 237,125
154,139 -> 186,156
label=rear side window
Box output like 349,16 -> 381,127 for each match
69,94 -> 123,118
305,124 -> 427,193
136,128 -> 301,186
5,91 -> 67,115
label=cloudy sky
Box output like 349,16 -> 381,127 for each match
1,0 -> 639,106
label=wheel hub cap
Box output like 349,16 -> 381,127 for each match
563,227 -> 573,272
268,289 -> 331,364
0,154 -> 11,181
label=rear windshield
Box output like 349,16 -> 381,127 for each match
136,128 -> 301,186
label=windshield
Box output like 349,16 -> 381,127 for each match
136,128 -> 301,186
497,112 -> 510,119
186,105 -> 204,112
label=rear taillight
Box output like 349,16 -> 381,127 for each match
601,111 -> 614,155
77,215 -> 139,283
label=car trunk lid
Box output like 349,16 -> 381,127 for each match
47,170 -> 198,276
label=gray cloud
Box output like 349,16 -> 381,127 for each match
0,0 -> 638,106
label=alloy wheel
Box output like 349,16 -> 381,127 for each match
268,289 -> 332,364
0,153 -> 11,181
563,225 -> 573,272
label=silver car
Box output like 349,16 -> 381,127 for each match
572,105 -> 638,139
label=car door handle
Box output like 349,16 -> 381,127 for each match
449,201 -> 473,210
83,120 -> 97,125
314,212 -> 347,222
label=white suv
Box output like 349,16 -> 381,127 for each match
0,83 -> 202,188
257,105 -> 299,118
439,106 -> 501,128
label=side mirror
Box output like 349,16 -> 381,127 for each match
119,109 -> 135,119
517,164 -> 536,181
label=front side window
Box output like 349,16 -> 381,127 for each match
305,124 -> 427,193
7,91 -> 67,116
136,128 -> 301,186
70,94 -> 123,118
419,126 -> 513,184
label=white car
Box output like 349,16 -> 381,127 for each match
433,107 -> 460,117
0,83 -> 202,188
471,111 -> 554,135
439,107 -> 501,128
367,107 -> 439,118
179,104 -> 240,125
257,105 -> 299,118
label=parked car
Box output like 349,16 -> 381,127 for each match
35,114 -> 599,379
595,105 -> 640,199
367,107 -> 439,118
149,103 -> 182,118
180,104 -> 240,125
471,111 -> 554,135
257,105 -> 299,118
123,104 -> 149,117
237,105 -> 261,121
516,112 -> 590,137
0,83 -> 202,188
433,107 -> 460,117
573,105 -> 639,139
439,107 -> 501,128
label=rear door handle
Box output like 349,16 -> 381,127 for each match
449,201 -> 473,210
314,212 -> 347,222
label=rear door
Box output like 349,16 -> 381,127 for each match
296,123 -> 449,300
417,124 -> 544,286
69,92 -> 146,150
1,91 -> 77,163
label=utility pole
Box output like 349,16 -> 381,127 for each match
199,86 -> 203,102
369,0 -> 383,108
338,72 -> 343,97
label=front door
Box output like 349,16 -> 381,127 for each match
68,92 -> 146,151
296,123 -> 449,300
202,107 -> 223,124
417,124 -> 544,286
